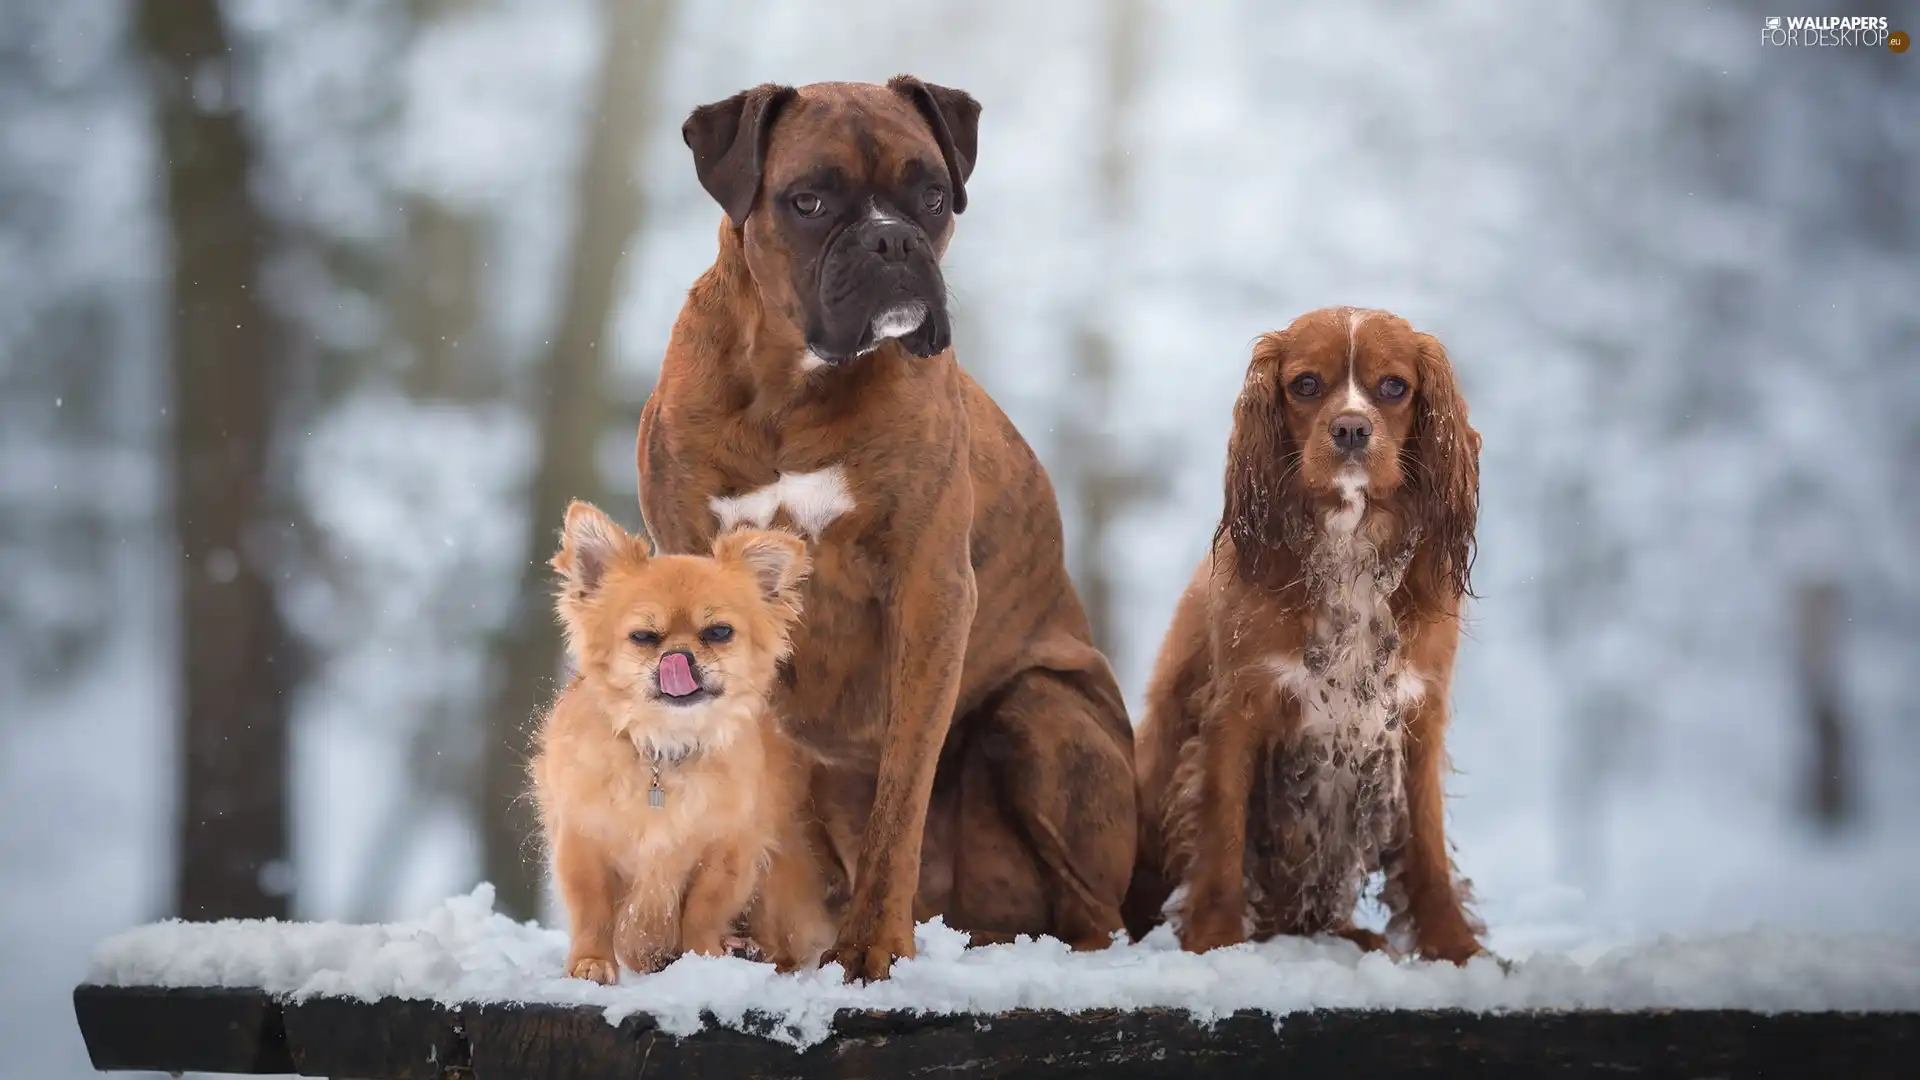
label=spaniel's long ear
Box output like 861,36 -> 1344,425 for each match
683,83 -> 796,227
1216,332 -> 1298,585
1404,333 -> 1480,616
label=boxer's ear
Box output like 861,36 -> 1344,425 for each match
683,83 -> 796,227
887,75 -> 980,214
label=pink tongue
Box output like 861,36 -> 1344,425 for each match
658,652 -> 699,697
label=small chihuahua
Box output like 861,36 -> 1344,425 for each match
530,501 -> 833,982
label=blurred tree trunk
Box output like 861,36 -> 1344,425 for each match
340,224 -> 487,923
400,198 -> 489,400
344,0 -> 496,923
1541,475 -> 1630,887
1064,0 -> 1163,656
1794,579 -> 1853,830
399,0 -> 492,402
138,0 -> 295,919
478,0 -> 676,919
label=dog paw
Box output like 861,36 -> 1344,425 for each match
616,943 -> 677,975
768,950 -> 818,975
1334,927 -> 1393,954
684,934 -> 758,960
824,927 -> 914,983
1415,933 -> 1484,967
567,955 -> 619,985
1177,911 -> 1249,954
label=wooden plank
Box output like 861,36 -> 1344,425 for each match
71,985 -> 292,1075
74,985 -> 1920,1079
282,996 -> 470,1080
445,1005 -> 1920,1080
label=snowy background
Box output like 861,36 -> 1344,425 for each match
4,0 -> 1918,1076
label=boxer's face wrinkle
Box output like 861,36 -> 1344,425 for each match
779,156 -> 952,364
746,87 -> 963,366
854,128 -> 884,175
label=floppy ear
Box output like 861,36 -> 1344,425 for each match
1403,333 -> 1480,614
887,75 -> 981,214
552,500 -> 636,599
1216,332 -> 1300,585
683,83 -> 796,227
712,528 -> 811,625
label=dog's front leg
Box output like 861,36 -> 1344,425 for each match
749,820 -> 835,972
1175,673 -> 1272,953
826,513 -> 977,982
553,825 -> 622,983
1397,675 -> 1483,965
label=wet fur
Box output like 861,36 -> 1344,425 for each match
1125,308 -> 1485,963
529,503 -> 833,981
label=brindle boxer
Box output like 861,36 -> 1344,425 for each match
636,78 -> 1137,981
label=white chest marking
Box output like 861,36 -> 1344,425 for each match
1265,531 -> 1426,745
708,466 -> 855,539
1327,479 -> 1368,535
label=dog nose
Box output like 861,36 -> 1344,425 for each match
861,221 -> 921,263
1330,413 -> 1372,454
657,650 -> 700,698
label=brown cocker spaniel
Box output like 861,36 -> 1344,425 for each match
1125,307 -> 1485,964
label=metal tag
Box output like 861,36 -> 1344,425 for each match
648,781 -> 666,810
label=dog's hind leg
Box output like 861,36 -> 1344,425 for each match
749,821 -> 837,972
957,667 -> 1136,951
679,840 -> 761,959
614,878 -> 682,975
943,728 -> 1047,940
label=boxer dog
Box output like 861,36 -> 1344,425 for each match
636,78 -> 1137,981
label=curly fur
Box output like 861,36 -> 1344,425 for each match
1128,308 -> 1485,963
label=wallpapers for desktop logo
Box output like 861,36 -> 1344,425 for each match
1761,15 -> 1906,50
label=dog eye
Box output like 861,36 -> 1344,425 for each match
699,624 -> 734,645
791,193 -> 823,217
628,630 -> 661,647
1378,376 -> 1409,401
1288,374 -> 1322,398
922,186 -> 947,215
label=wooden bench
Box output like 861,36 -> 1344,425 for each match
73,984 -> 1919,1078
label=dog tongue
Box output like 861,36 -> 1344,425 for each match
658,652 -> 699,697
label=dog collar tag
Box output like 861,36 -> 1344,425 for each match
648,764 -> 666,809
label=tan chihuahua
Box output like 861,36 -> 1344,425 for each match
530,501 -> 833,981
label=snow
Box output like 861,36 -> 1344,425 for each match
88,885 -> 1920,1050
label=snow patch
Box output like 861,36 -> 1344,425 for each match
86,886 -> 1920,1050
